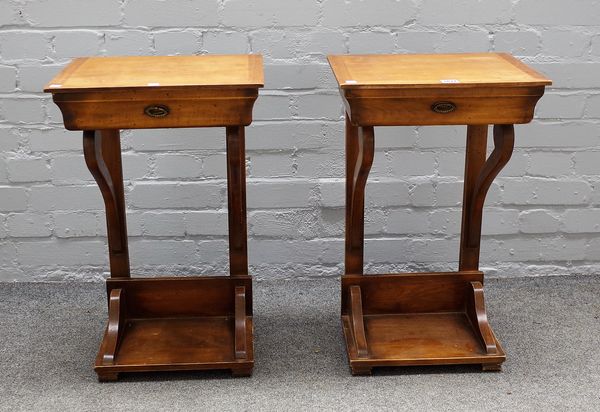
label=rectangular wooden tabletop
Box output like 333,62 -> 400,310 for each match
44,55 -> 264,93
328,53 -> 551,89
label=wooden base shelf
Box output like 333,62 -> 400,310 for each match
94,276 -> 253,381
341,272 -> 505,375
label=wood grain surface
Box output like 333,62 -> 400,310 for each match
44,55 -> 264,92
328,53 -> 551,89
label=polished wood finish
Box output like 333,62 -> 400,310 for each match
328,53 -> 550,126
226,126 -> 249,276
329,53 -> 550,374
328,53 -> 550,89
467,281 -> 498,355
234,286 -> 248,360
341,273 -> 505,375
45,55 -> 263,130
44,55 -> 264,91
460,124 -> 515,271
348,285 -> 369,359
336,86 -> 545,126
95,276 -> 254,381
83,130 -> 130,277
345,116 -> 374,274
105,276 -> 252,317
51,88 -> 259,130
46,55 -> 262,381
101,289 -> 125,367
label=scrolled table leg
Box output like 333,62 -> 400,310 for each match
345,115 -> 374,275
459,124 -> 514,271
83,130 -> 130,278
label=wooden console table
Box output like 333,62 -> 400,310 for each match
45,55 -> 263,381
328,53 -> 551,375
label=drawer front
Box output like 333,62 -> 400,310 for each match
346,95 -> 543,126
53,88 -> 259,130
342,87 -> 546,126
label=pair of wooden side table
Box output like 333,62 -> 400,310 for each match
45,53 -> 551,380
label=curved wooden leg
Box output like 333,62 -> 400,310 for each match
83,130 -> 130,278
459,124 -> 514,271
234,286 -> 247,360
101,288 -> 126,366
349,285 -> 369,359
95,289 -> 125,381
226,126 -> 248,276
345,114 -> 374,275
466,282 -> 498,355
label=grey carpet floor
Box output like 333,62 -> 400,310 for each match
0,275 -> 599,411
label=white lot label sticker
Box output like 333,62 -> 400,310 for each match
440,79 -> 460,84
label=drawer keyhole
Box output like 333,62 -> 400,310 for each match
144,104 -> 170,118
431,101 -> 456,114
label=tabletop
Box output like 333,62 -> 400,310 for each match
327,53 -> 551,89
44,55 -> 264,93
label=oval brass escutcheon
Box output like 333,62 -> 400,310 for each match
431,101 -> 456,114
144,104 -> 170,118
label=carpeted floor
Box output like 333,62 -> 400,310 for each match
0,275 -> 599,411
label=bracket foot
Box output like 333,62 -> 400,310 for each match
482,363 -> 502,372
351,366 -> 372,376
97,371 -> 119,382
231,367 -> 253,377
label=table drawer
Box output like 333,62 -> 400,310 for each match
342,86 -> 546,126
53,87 -> 259,130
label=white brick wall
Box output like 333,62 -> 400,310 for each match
0,0 -> 599,281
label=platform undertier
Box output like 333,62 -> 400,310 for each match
341,272 -> 506,373
343,312 -> 505,366
104,316 -> 253,369
95,275 -> 254,380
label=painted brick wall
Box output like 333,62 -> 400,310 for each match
1,0 -> 599,281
